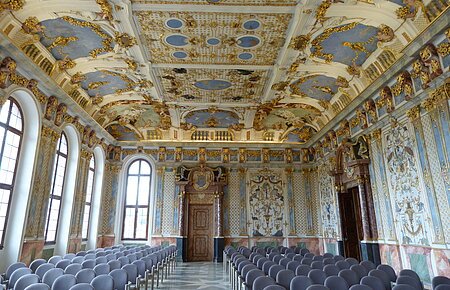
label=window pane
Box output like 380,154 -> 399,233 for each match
0,100 -> 10,124
0,189 -> 11,236
140,161 -> 151,175
123,208 -> 135,239
126,176 -> 138,205
9,103 -> 22,131
89,157 -> 95,170
128,161 -> 140,175
82,204 -> 90,239
137,176 -> 150,205
135,208 -> 148,239
86,169 -> 94,203
59,134 -> 68,155
45,198 -> 60,242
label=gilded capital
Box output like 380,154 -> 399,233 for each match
407,106 -> 420,121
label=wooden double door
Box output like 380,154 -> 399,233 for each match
338,187 -> 362,260
187,204 -> 213,262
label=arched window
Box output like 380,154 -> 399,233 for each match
82,156 -> 95,240
44,133 -> 68,244
0,98 -> 23,248
122,159 -> 151,240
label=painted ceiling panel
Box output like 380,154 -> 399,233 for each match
106,124 -> 141,141
184,109 -> 240,128
157,67 -> 269,103
284,127 -> 317,144
290,75 -> 339,101
80,71 -> 133,97
134,11 -> 292,65
311,23 -> 379,66
39,17 -> 114,60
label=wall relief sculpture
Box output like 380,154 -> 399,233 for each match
248,169 -> 284,237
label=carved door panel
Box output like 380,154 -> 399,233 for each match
187,204 -> 213,262
339,187 -> 362,260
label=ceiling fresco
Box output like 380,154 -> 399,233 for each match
134,11 -> 292,65
157,67 -> 269,103
39,17 -> 114,60
184,109 -> 240,129
3,0 -> 436,143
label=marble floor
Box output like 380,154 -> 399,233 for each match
156,262 -> 231,289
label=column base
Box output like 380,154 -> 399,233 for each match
360,241 -> 381,265
214,237 -> 225,263
176,237 -> 187,262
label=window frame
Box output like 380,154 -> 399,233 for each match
82,156 -> 95,241
44,132 -> 68,245
0,98 -> 24,249
121,159 -> 151,241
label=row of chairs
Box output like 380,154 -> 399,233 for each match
1,244 -> 177,290
223,245 -> 438,290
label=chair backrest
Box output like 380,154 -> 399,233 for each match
36,263 -> 55,280
369,269 -> 392,290
122,264 -> 138,283
10,267 -> 32,288
312,261 -> 325,270
48,256 -> 62,265
350,264 -> 368,281
109,269 -> 128,290
336,260 -> 350,270
75,268 -> 96,284
334,255 -> 345,262
95,257 -> 107,265
132,260 -> 146,278
324,264 -> 339,277
90,274 -> 114,290
117,256 -> 129,267
6,262 -> 27,280
349,285 -> 372,290
257,258 -> 269,269
432,276 -> 450,290
323,253 -> 334,259
324,258 -> 335,265
362,276 -> 385,290
435,285 -> 450,290
306,285 -> 330,290
63,254 -> 76,260
68,283 -> 94,290
293,255 -> 304,262
360,260 -> 376,272
93,263 -> 110,276
64,264 -> 82,276
325,276 -> 349,290
276,269 -> 295,289
84,254 -> 96,260
71,257 -> 84,264
252,276 -> 276,290
273,255 -> 282,264
286,261 -> 300,272
301,258 -> 313,266
392,285 -> 417,290
105,254 -> 115,262
24,283 -> 50,290
313,255 -> 324,262
51,274 -> 77,290
81,260 -> 96,269
279,258 -> 290,267
268,264 -> 284,280
291,276 -> 313,290
107,260 -> 121,271
55,259 -> 71,270
345,258 -> 359,266
308,269 -> 327,285
29,259 -> 46,274
338,269 -> 360,287
300,249 -> 310,255
295,264 -> 311,276
76,251 -> 86,257
304,253 -> 315,259
42,268 -> 64,287
262,285 -> 285,290
262,261 -> 276,275
245,269 -> 264,288
399,270 -> 421,284
396,276 -> 423,290
286,253 -> 296,260
14,274 -> 40,290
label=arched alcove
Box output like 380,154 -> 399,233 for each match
0,87 -> 41,271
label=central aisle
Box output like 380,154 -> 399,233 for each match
160,262 -> 231,289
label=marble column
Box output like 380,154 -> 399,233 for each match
68,148 -> 92,253
21,124 -> 60,264
176,188 -> 187,262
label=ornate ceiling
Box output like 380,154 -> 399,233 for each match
0,0 -> 437,144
